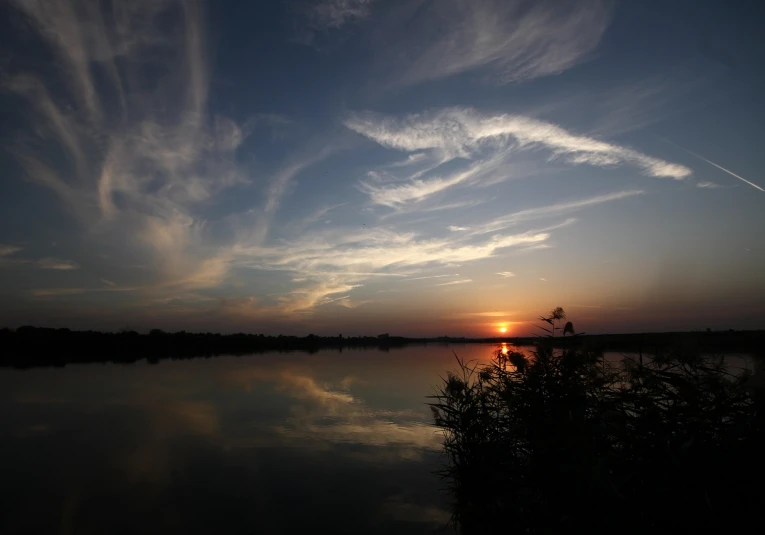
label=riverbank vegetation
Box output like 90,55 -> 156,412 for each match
430,308 -> 764,534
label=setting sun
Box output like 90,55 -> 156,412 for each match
499,327 -> 507,333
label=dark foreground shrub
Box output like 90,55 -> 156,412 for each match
430,320 -> 764,534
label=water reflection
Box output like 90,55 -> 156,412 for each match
0,345 -> 494,534
4,344 -> 755,534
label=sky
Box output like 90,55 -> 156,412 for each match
0,0 -> 763,337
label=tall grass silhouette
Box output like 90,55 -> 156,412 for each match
430,308 -> 764,534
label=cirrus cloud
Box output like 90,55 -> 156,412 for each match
378,0 -> 614,87
37,258 -> 80,270
346,108 -> 691,208
0,244 -> 22,257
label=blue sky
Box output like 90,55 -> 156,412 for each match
0,0 -> 763,336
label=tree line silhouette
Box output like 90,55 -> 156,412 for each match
1,323 -> 762,368
0,327 -> 416,368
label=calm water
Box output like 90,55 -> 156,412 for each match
0,344 -> 501,535
2,344 -> 758,535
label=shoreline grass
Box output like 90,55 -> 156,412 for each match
429,308 -> 764,534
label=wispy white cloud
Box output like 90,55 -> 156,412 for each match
403,274 -> 459,281
3,0 -> 255,302
584,79 -> 683,137
448,226 -> 469,232
358,169 -> 472,207
0,249 -> 80,271
518,243 -> 554,254
346,108 -> 689,207
387,152 -> 429,168
299,0 -> 611,88
697,181 -> 723,189
306,0 -> 378,30
434,279 -> 472,286
496,271 -> 515,278
5,75 -> 90,183
225,185 -> 650,315
37,258 -> 80,270
236,228 -> 550,274
279,281 -> 362,314
455,311 -> 517,317
377,199 -> 486,221
229,226 -> 551,313
381,0 -> 613,87
336,297 -> 373,309
32,288 -> 90,297
323,295 -> 351,305
294,202 -> 349,229
469,191 -> 644,236
10,0 -> 103,122
347,108 -> 691,177
257,148 -> 336,244
0,245 -> 21,257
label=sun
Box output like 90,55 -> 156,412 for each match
499,327 -> 507,333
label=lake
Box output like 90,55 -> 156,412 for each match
0,344 -> 504,535
2,343 -> 759,535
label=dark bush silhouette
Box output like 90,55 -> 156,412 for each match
430,308 -> 764,534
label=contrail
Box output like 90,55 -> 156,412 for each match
663,139 -> 764,192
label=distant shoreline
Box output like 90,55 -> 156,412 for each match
1,327 -> 763,368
